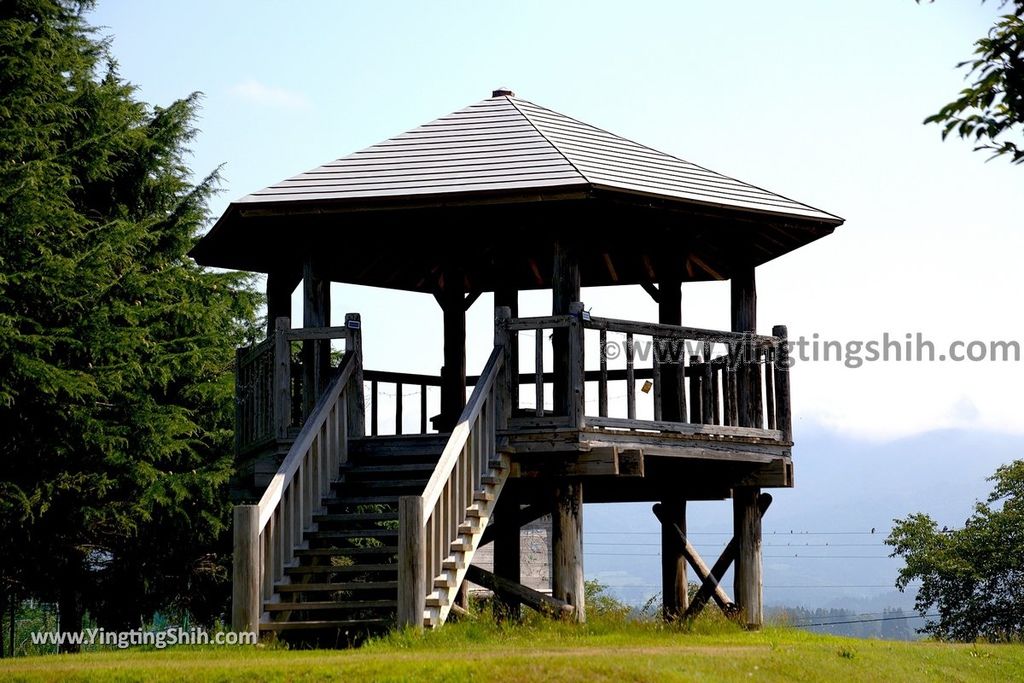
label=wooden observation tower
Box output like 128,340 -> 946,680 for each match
191,89 -> 843,643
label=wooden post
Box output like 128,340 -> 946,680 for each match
273,317 -> 292,439
494,306 -> 513,429
568,301 -> 585,429
397,496 -> 426,630
551,481 -> 585,622
302,257 -> 331,419
772,325 -> 793,443
266,270 -> 298,339
731,266 -> 756,428
733,486 -> 763,629
232,505 -> 261,635
658,278 -> 684,423
495,286 -> 519,413
551,240 -> 580,418
439,268 -> 466,432
658,500 -> 688,620
493,495 -> 521,620
345,313 -> 365,438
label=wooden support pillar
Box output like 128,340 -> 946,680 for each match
733,486 -> 763,629
552,240 -> 580,417
231,505 -> 260,635
659,499 -> 688,620
494,286 -> 519,413
730,266 -> 756,428
438,267 -> 466,432
551,481 -> 585,622
493,495 -> 522,620
302,257 -> 331,418
266,269 -> 299,339
658,278 -> 684,423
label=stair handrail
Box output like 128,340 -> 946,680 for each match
397,307 -> 512,628
231,321 -> 364,635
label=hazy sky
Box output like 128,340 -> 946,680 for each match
91,0 -> 1022,440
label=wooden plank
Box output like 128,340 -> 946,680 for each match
282,326 -> 351,342
465,565 -> 574,618
364,369 -> 443,386
439,267 -> 467,432
617,448 -> 645,477
507,315 -> 572,331
585,316 -> 776,346
371,380 -> 379,437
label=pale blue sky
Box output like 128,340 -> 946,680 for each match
88,0 -> 1024,609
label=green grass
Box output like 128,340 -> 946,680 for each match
2,614 -> 1023,682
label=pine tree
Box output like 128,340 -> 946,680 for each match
0,0 -> 260,647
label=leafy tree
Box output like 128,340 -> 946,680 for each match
0,0 -> 259,648
887,460 -> 1024,641
920,1 -> 1024,163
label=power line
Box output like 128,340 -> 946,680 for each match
585,542 -> 888,548
598,584 -> 915,589
588,553 -> 892,558
585,531 -> 891,536
794,613 -> 936,628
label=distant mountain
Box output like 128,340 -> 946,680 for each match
584,425 -> 1023,615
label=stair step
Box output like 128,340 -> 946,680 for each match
349,435 -> 448,457
488,459 -> 506,471
425,595 -> 447,608
312,512 -> 398,524
441,558 -> 461,571
275,581 -> 398,593
323,496 -> 400,506
433,575 -> 455,589
451,542 -> 472,552
465,507 -> 484,518
332,479 -> 427,490
296,546 -> 398,558
481,475 -> 500,486
311,529 -> 399,540
285,564 -> 397,576
260,619 -> 391,632
264,600 -> 397,612
339,463 -> 436,475
457,522 -> 479,535
473,491 -> 494,502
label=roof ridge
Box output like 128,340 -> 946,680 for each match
505,96 -> 589,187
512,97 -> 841,221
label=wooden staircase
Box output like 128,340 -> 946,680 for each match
232,313 -> 514,643
257,433 -> 509,637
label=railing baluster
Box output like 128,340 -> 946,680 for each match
420,384 -> 428,434
396,382 -> 403,435
702,343 -> 713,425
764,345 -> 776,430
688,355 -> 702,423
371,379 -> 379,436
626,332 -> 636,420
652,338 -> 662,421
598,329 -> 608,417
535,330 -> 544,416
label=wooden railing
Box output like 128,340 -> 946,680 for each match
397,309 -> 511,629
364,370 -> 441,436
584,315 -> 791,441
235,315 -> 364,454
503,304 -> 791,441
231,322 -> 365,635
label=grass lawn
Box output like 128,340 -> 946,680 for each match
2,616 -> 1022,682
